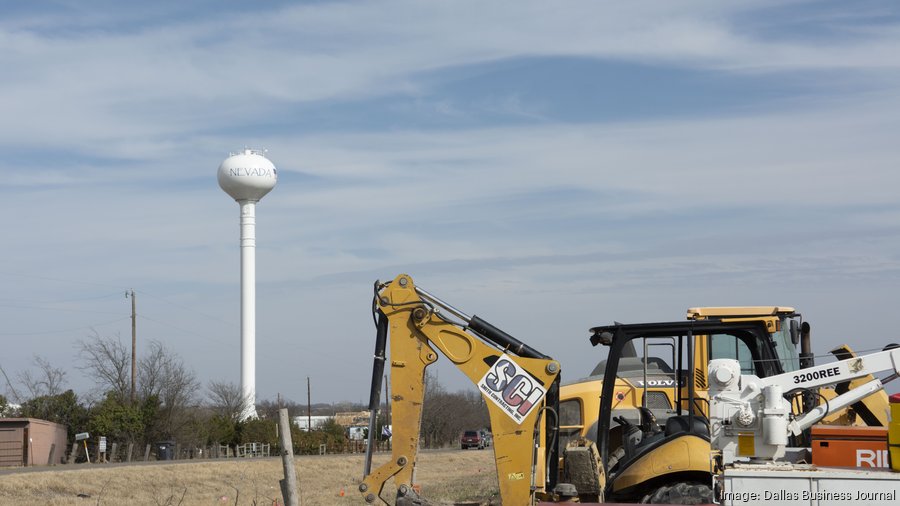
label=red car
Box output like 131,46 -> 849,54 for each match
460,430 -> 485,450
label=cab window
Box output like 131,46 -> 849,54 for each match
770,323 -> 800,372
558,399 -> 584,446
709,334 -> 755,374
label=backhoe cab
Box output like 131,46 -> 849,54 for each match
558,307 -> 889,451
360,275 -> 562,505
565,316 -> 895,504
558,307 -> 799,452
574,319 -> 778,503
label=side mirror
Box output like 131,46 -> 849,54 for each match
789,319 -> 800,345
595,331 -> 614,346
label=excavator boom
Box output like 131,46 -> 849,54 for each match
360,275 -> 561,505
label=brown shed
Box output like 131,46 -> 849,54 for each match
0,418 -> 68,466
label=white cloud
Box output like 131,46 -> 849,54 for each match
3,0 -> 900,400
267,91 -> 900,216
1,0 -> 899,154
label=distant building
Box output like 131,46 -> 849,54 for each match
292,415 -> 330,431
333,411 -> 370,427
0,418 -> 68,466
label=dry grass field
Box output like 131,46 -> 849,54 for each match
0,450 -> 499,505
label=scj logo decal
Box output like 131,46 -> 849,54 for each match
478,353 -> 547,424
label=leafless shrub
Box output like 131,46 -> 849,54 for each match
139,340 -> 200,440
421,372 -> 489,448
207,380 -> 250,422
76,330 -> 130,401
17,355 -> 67,399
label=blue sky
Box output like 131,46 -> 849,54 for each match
2,0 -> 900,404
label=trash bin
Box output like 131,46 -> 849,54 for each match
156,441 -> 175,461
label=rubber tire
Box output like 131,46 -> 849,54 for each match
642,482 -> 713,505
605,447 -> 626,474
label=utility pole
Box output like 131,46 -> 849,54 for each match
128,289 -> 136,404
307,377 -> 312,433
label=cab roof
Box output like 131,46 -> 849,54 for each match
686,306 -> 796,319
589,319 -> 772,347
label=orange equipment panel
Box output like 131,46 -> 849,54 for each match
890,393 -> 899,471
811,424 -> 889,468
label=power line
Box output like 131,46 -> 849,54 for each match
136,314 -> 221,345
136,310 -> 348,364
0,303 -> 123,316
0,363 -> 23,404
0,270 -> 126,290
0,316 -> 130,336
0,268 -> 236,330
135,289 -> 236,328
0,292 -> 122,305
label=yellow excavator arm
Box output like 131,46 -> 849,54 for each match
359,274 -> 561,505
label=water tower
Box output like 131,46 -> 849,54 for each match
218,149 -> 277,420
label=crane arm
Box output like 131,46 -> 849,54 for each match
709,347 -> 900,464
757,348 -> 900,393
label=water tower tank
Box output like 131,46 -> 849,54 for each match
217,149 -> 278,201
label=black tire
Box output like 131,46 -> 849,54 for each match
605,447 -> 626,474
642,482 -> 713,505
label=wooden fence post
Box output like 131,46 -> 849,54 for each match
69,441 -> 78,464
110,443 -> 118,463
144,444 -> 151,461
278,408 -> 299,506
126,443 -> 134,462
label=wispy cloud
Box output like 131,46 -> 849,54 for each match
3,1 -> 900,399
2,1 -> 899,154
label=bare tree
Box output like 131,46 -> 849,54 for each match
76,331 -> 130,401
137,340 -> 167,400
139,340 -> 199,406
207,380 -> 250,422
421,372 -> 454,447
17,355 -> 67,399
257,397 -> 304,419
159,358 -> 198,409
138,340 -> 200,439
420,372 -> 490,448
0,362 -> 23,404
